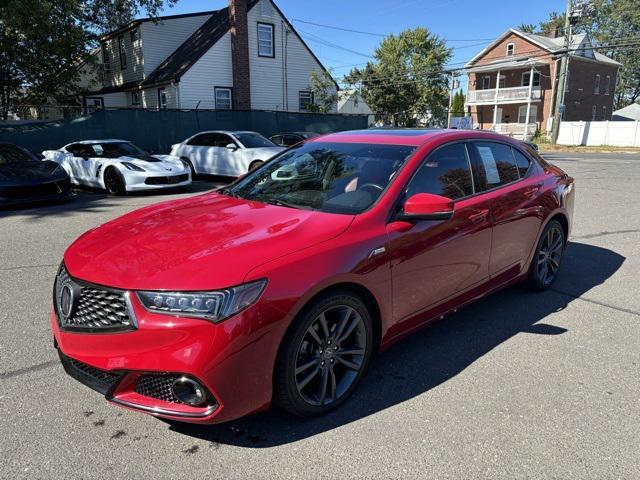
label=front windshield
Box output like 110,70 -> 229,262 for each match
90,142 -> 149,158
0,144 -> 36,164
234,132 -> 276,148
227,142 -> 416,214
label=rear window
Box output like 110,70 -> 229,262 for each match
470,141 -> 519,192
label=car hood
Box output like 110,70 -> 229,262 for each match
245,147 -> 285,158
0,160 -> 67,185
64,192 -> 354,290
118,154 -> 186,173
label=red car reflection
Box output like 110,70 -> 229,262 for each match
51,129 -> 574,424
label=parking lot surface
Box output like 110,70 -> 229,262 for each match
1,154 -> 639,479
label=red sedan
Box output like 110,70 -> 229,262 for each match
52,129 -> 574,424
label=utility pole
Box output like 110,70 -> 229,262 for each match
550,0 -> 574,144
447,72 -> 458,128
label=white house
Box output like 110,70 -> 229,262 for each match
612,103 -> 640,121
83,0 -> 338,112
337,90 -> 374,125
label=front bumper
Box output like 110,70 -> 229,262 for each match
0,179 -> 73,206
124,172 -> 191,192
52,288 -> 288,424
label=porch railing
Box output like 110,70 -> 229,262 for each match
467,86 -> 542,104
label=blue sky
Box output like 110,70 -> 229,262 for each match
159,0 -> 566,86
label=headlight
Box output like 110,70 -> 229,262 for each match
136,279 -> 267,323
121,161 -> 145,172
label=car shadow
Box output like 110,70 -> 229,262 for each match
166,241 -> 624,447
0,179 -> 225,220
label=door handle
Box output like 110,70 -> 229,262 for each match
468,208 -> 489,223
524,184 -> 542,198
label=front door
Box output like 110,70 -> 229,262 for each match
386,142 -> 493,324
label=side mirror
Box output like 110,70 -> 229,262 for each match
226,143 -> 238,151
398,193 -> 454,221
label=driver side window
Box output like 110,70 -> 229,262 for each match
405,143 -> 474,200
187,134 -> 215,146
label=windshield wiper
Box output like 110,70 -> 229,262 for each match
218,188 -> 243,199
261,198 -> 311,210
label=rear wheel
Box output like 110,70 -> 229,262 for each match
104,167 -> 126,196
274,291 -> 373,417
526,219 -> 565,290
249,160 -> 263,172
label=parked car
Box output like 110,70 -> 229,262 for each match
170,130 -> 284,176
0,143 -> 72,206
51,129 -> 574,424
269,131 -> 319,147
43,140 -> 191,195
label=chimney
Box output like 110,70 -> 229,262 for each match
229,0 -> 251,110
549,22 -> 560,38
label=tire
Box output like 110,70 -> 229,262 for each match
274,291 -> 374,417
249,160 -> 263,172
181,157 -> 196,178
104,167 -> 126,196
526,219 -> 565,291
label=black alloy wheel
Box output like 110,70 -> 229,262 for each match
527,219 -> 565,290
274,291 -> 373,416
104,167 -> 126,196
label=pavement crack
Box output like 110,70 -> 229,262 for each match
572,229 -> 640,240
0,359 -> 59,379
551,288 -> 640,317
0,263 -> 57,272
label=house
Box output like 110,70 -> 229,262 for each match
82,0 -> 338,112
464,28 -> 621,139
337,90 -> 374,125
612,103 -> 640,121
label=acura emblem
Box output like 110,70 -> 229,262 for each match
60,283 -> 74,319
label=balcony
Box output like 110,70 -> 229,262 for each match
467,86 -> 542,105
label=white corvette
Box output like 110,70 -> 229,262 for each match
170,130 -> 284,177
42,140 -> 191,195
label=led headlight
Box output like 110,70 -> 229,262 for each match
136,279 -> 267,323
121,162 -> 145,172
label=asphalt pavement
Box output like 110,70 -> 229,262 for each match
1,154 -> 639,479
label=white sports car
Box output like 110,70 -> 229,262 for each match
42,140 -> 191,195
170,130 -> 284,177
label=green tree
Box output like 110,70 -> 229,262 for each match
0,0 -> 176,119
451,89 -> 465,117
344,27 -> 452,126
307,69 -> 338,113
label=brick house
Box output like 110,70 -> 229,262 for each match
82,0 -> 337,112
464,28 -> 621,139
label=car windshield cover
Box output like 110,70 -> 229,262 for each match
234,132 -> 276,148
88,142 -> 158,160
0,144 -> 36,164
227,142 -> 416,214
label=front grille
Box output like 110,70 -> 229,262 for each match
145,173 -> 189,185
58,351 -> 122,395
135,374 -> 184,404
1,182 -> 61,199
54,265 -> 135,332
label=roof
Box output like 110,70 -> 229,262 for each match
612,103 -> 640,121
100,10 -> 217,41
66,139 -> 130,145
86,81 -> 140,95
465,28 -> 621,68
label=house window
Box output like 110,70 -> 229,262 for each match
102,45 -> 110,74
521,72 -> 541,87
591,105 -> 597,120
257,22 -> 275,58
518,105 -> 537,124
214,87 -> 233,110
604,75 -> 611,95
158,87 -> 167,109
498,75 -> 506,88
506,43 -> 515,56
118,35 -> 127,69
131,91 -> 140,106
594,74 -> 600,94
602,105 -> 607,120
481,76 -> 490,90
299,91 -> 314,112
130,29 -> 138,43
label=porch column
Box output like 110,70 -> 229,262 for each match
524,66 -> 535,139
492,69 -> 501,128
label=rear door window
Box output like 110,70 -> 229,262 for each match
405,143 -> 474,200
511,148 -> 532,177
469,141 -> 520,192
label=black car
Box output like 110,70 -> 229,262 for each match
268,132 -> 319,147
0,143 -> 72,206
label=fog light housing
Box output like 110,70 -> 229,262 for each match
172,377 -> 207,406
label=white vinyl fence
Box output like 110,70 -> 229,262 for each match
557,120 -> 640,147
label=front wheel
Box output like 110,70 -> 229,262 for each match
274,291 -> 373,417
526,219 -> 565,290
248,160 -> 263,172
104,167 -> 126,196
